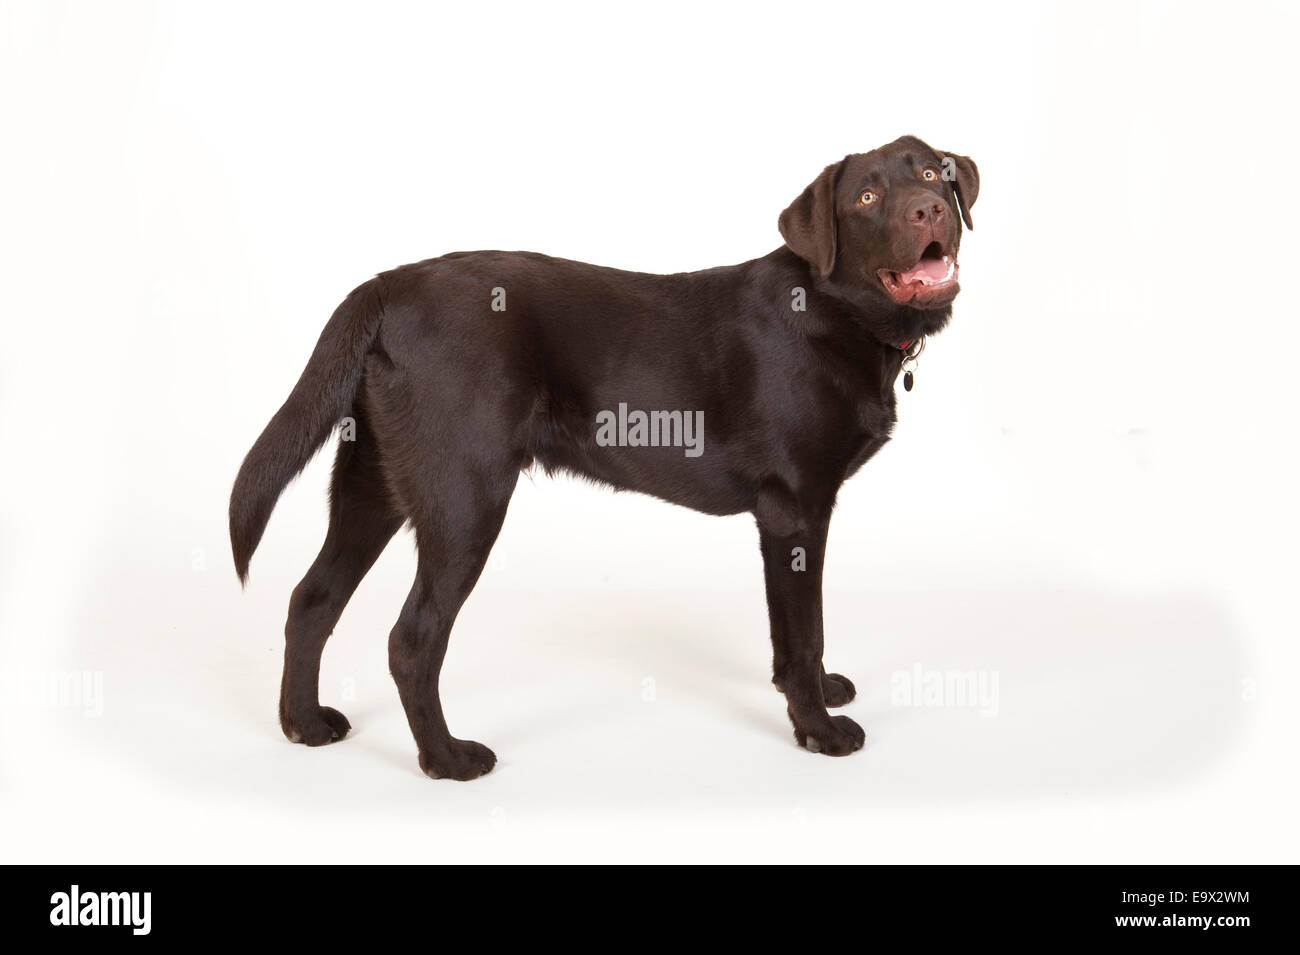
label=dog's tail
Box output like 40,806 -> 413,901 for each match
229,277 -> 386,584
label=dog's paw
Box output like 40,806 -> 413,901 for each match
795,715 -> 866,756
775,672 -> 858,707
419,740 -> 497,781
822,672 -> 857,707
282,706 -> 351,746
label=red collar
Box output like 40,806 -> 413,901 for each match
897,337 -> 924,391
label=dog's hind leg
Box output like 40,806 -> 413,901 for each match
386,461 -> 516,780
280,416 -> 402,746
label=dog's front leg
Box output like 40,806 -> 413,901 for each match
756,487 -> 866,756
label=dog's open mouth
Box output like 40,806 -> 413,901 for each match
878,242 -> 959,304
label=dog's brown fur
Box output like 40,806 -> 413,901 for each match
231,136 -> 979,779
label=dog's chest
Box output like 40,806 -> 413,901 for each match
841,384 -> 898,477
858,386 -> 898,438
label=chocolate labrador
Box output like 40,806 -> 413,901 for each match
230,135 -> 979,779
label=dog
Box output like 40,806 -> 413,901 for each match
230,135 -> 979,779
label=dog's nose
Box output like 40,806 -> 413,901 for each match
905,195 -> 946,227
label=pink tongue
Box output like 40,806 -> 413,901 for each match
899,257 -> 948,282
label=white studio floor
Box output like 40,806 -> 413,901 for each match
0,440 -> 1283,863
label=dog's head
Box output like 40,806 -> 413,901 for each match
779,136 -> 979,314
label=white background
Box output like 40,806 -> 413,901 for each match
2,0 -> 1297,863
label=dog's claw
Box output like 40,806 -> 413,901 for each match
794,715 -> 865,756
282,706 -> 351,747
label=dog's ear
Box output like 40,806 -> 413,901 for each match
939,150 -> 979,231
778,158 -> 845,278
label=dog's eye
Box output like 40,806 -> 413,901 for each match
922,168 -> 938,181
858,190 -> 877,206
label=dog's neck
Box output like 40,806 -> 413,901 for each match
812,273 -> 951,350
764,247 -> 951,350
